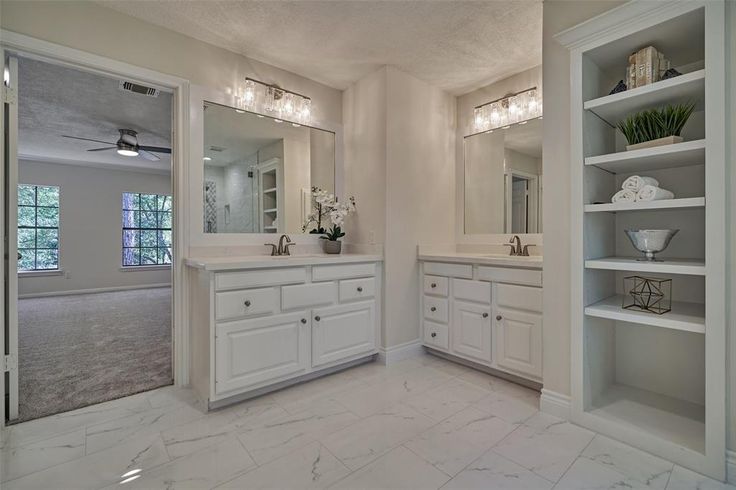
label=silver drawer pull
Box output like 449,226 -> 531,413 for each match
244,300 -> 252,307
482,312 -> 489,318
357,286 -> 363,292
496,315 -> 503,321
431,332 -> 437,338
430,306 -> 437,312
431,283 -> 437,288
314,315 -> 321,322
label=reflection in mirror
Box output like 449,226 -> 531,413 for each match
464,118 -> 542,235
203,102 -> 335,234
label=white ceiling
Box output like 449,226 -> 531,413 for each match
98,0 -> 542,95
18,57 -> 172,173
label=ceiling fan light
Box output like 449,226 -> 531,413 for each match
117,148 -> 139,157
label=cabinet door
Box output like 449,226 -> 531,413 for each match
451,300 -> 492,363
495,307 -> 542,379
312,301 -> 376,368
215,312 -> 309,395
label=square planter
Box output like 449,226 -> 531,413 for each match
625,135 -> 683,151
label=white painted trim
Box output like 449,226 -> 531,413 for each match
0,30 -> 191,395
18,283 -> 171,299
727,450 -> 736,485
377,339 -> 424,365
18,269 -> 64,277
540,388 -> 571,420
119,265 -> 171,272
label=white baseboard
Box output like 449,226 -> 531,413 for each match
727,450 -> 736,484
18,283 -> 171,299
377,339 -> 424,365
540,388 -> 571,420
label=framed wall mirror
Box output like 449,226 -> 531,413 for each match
202,101 -> 335,234
464,118 -> 542,235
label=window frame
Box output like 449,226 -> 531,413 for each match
121,192 -> 173,268
17,184 -> 61,272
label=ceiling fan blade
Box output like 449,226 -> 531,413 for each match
138,145 -> 171,154
62,135 -> 116,145
138,149 -> 161,161
87,147 -> 118,152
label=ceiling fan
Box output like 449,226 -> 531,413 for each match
62,129 -> 171,161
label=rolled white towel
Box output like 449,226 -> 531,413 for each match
612,189 -> 637,203
622,176 -> 659,192
637,185 -> 674,202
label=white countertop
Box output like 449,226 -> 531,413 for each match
185,253 -> 383,271
418,251 -> 543,269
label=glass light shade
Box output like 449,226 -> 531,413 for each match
473,88 -> 541,133
117,148 -> 138,157
243,79 -> 256,107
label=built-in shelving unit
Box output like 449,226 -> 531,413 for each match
258,158 -> 282,233
557,0 -> 725,480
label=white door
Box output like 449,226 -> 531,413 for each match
215,311 -> 309,394
511,178 -> 528,233
495,307 -> 542,379
451,300 -> 492,363
312,301 -> 375,367
3,55 -> 19,422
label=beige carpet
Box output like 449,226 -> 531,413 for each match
16,287 -> 172,422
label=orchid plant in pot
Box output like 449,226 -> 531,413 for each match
302,187 -> 356,254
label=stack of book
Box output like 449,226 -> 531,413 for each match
627,46 -> 671,89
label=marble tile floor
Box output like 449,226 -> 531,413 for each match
1,352 -> 733,489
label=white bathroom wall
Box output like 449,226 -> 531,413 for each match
343,66 -> 455,348
18,160 -> 171,296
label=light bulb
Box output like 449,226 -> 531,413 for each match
117,148 -> 138,157
203,157 -> 212,161
243,80 -> 255,105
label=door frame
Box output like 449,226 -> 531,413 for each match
504,169 -> 539,234
0,31 -> 191,427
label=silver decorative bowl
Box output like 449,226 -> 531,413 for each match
625,229 -> 679,261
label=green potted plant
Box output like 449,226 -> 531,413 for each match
302,188 -> 356,254
617,101 -> 695,150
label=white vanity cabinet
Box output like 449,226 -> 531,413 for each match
419,257 -> 543,383
187,256 -> 382,408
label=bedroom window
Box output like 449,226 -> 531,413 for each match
122,192 -> 172,267
17,184 -> 60,271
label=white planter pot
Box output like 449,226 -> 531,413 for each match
626,135 -> 683,151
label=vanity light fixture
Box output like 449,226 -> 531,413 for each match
473,87 -> 542,133
236,77 -> 312,126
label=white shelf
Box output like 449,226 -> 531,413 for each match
589,384 -> 705,454
263,208 -> 278,213
263,187 -> 277,194
584,139 -> 706,173
584,197 -> 705,213
584,257 -> 705,275
584,69 -> 705,126
585,295 -> 705,334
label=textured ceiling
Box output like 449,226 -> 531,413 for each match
97,0 -> 542,94
18,57 -> 172,173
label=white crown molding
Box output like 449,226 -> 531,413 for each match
377,339 -> 424,365
540,388 -> 571,420
554,0 -> 708,50
19,153 -> 171,175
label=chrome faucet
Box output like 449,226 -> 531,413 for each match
503,235 -> 534,256
265,234 -> 295,256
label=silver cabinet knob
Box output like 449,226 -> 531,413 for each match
301,318 -> 307,324
431,283 -> 437,288
314,316 -> 321,322
244,300 -> 251,307
482,312 -> 489,318
430,306 -> 437,312
431,332 -> 437,338
357,286 -> 363,292
496,315 -> 503,321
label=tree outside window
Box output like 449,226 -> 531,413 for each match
18,184 -> 60,271
122,192 -> 172,266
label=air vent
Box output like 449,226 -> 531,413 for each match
119,80 -> 160,97
208,146 -> 226,152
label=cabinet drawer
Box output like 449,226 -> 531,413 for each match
423,296 -> 448,323
452,279 -> 491,304
216,268 -> 306,291
496,284 -> 542,312
339,277 -> 376,302
216,287 -> 278,321
424,321 -> 449,350
423,262 -> 473,278
423,275 -> 448,296
282,282 -> 336,310
477,266 -> 542,287
312,262 -> 375,281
